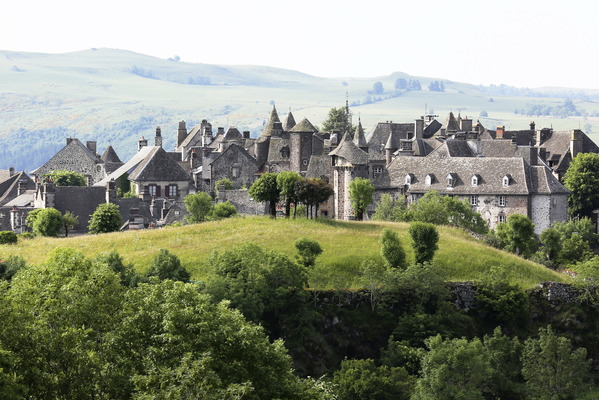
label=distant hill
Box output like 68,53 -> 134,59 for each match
2,48 -> 599,171
0,216 -> 565,288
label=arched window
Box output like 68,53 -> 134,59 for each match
280,146 -> 290,159
471,175 -> 479,186
425,174 -> 432,185
503,175 -> 511,187
404,174 -> 412,185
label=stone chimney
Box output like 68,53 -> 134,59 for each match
243,130 -> 250,139
217,127 -> 225,135
571,129 -> 583,158
138,136 -> 148,152
105,180 -> 116,203
530,121 -> 536,131
177,121 -> 187,147
496,126 -> 505,140
86,141 -> 97,155
8,167 -> 14,176
538,147 -> 547,163
272,122 -> 283,137
155,126 -> 163,147
414,118 -> 424,139
66,138 -> 75,145
461,117 -> 473,132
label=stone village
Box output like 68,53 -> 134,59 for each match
0,104 -> 596,235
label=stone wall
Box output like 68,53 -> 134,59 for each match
218,189 -> 267,216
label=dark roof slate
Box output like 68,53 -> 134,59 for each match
128,147 -> 190,182
101,146 -> 122,163
329,133 -> 369,165
289,118 -> 317,133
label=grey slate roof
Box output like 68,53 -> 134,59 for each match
32,138 -> 99,175
289,118 -> 317,133
329,133 -> 369,165
0,172 -> 34,206
387,156 -> 563,195
101,146 -> 122,163
353,120 -> 368,148
442,112 -> 461,132
261,106 -> 281,137
368,122 -> 414,160
305,154 -> 331,180
283,111 -> 296,131
128,147 -> 190,182
267,137 -> 291,163
95,146 -> 158,186
223,128 -> 243,141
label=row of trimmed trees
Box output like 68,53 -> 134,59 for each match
249,172 -> 334,218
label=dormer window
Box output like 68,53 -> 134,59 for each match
446,173 -> 458,187
425,174 -> 434,186
503,174 -> 511,187
471,174 -> 480,187
280,146 -> 290,159
404,174 -> 412,185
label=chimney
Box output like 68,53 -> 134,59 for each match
177,121 -> 187,147
217,127 -> 225,135
571,129 -> 583,158
105,180 -> 116,203
538,147 -> 547,163
414,118 -> 424,139
8,167 -> 14,176
155,126 -> 163,147
272,122 -> 283,137
243,130 -> 250,139
66,138 -> 74,145
461,117 -> 473,132
530,121 -> 536,131
86,141 -> 97,155
496,126 -> 505,140
138,136 -> 148,152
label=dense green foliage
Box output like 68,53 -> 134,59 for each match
408,222 -> 439,264
31,207 -> 63,237
496,214 -> 537,257
61,210 -> 79,237
563,152 -> 599,219
184,191 -> 213,223
320,106 -> 354,134
294,238 -> 323,268
249,173 -> 280,217
348,178 -> 374,221
147,248 -> 191,282
42,170 -> 87,186
277,171 -> 302,218
374,191 -> 487,234
207,201 -> 238,221
214,177 -> 234,193
88,203 -> 122,233
295,178 -> 334,219
380,228 -> 406,269
0,231 -> 17,245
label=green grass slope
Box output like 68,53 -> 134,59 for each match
0,217 -> 565,288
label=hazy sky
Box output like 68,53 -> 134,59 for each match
4,0 -> 598,89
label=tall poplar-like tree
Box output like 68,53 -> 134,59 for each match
563,152 -> 599,218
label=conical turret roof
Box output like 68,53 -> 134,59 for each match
289,118 -> 318,133
101,145 -> 122,163
283,110 -> 296,131
353,118 -> 368,148
261,105 -> 281,137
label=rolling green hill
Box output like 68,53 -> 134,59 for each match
0,216 -> 566,288
2,48 -> 599,171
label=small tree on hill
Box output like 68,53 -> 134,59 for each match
249,173 -> 280,218
33,208 -> 63,237
88,203 -> 121,234
62,211 -> 79,238
294,238 -> 323,268
277,171 -> 302,218
146,249 -> 190,282
380,228 -> 406,270
563,152 -> 599,219
43,170 -> 86,186
207,201 -> 237,221
184,192 -> 213,223
496,214 -> 537,257
349,178 -> 375,221
408,222 -> 439,264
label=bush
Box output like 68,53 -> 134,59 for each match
184,192 -> 213,223
18,232 -> 35,240
294,238 -> 323,268
408,222 -> 439,264
146,249 -> 190,282
33,208 -> 63,237
0,231 -> 17,245
88,203 -> 122,234
380,228 -> 406,269
207,201 -> 237,221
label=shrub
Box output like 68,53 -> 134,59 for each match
380,228 -> 406,269
88,203 -> 122,234
146,249 -> 190,282
408,222 -> 439,264
33,208 -> 63,237
294,238 -> 323,268
0,231 -> 18,245
207,201 -> 237,221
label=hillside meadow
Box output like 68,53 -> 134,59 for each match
0,216 -> 565,288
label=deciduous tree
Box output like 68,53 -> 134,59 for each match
184,191 -> 213,223
380,228 -> 406,270
249,173 -> 280,218
349,177 -> 374,221
42,170 -> 86,186
88,203 -> 122,234
33,207 -> 63,237
563,152 -> 599,218
408,222 -> 439,264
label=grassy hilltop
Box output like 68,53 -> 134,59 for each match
0,216 -> 565,288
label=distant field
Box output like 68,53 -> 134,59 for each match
1,48 -> 598,170
0,216 -> 566,288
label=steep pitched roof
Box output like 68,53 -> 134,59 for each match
443,112 -> 461,132
261,105 -> 281,137
128,147 -> 190,182
32,138 -> 99,175
101,145 -> 122,163
353,119 -> 368,148
223,127 -> 243,141
329,133 -> 369,165
283,110 -> 297,131
289,118 -> 317,133
0,171 -> 34,206
305,154 -> 331,179
95,146 -> 158,186
367,122 -> 413,161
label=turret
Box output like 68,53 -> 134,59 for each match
177,121 -> 187,147
155,126 -> 162,148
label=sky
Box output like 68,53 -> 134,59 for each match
4,0 -> 599,89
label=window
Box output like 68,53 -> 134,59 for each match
401,141 -> 412,151
280,146 -> 290,158
470,195 -> 478,206
232,166 -> 241,178
471,175 -> 478,186
405,174 -> 412,185
167,184 -> 178,197
502,175 -> 510,187
411,193 -> 419,203
446,173 -> 457,187
499,195 -> 506,207
148,184 -> 157,196
425,174 -> 433,185
374,166 -> 383,174
303,159 -> 308,166
498,214 -> 507,223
